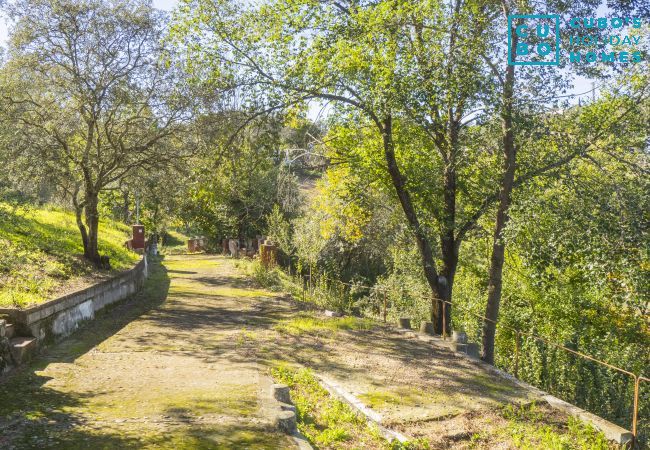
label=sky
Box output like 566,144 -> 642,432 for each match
0,0 -> 599,107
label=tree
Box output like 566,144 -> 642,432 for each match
479,0 -> 650,363
177,112 -> 302,243
172,0 -> 497,333
172,0 -> 648,347
0,0 -> 190,266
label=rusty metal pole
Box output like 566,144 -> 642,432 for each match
514,332 -> 521,378
442,300 -> 447,340
383,291 -> 387,323
632,375 -> 640,444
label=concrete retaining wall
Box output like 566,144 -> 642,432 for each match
0,256 -> 148,344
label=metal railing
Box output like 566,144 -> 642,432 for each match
293,271 -> 648,446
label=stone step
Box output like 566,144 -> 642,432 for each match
0,319 -> 18,339
9,337 -> 38,365
450,341 -> 480,359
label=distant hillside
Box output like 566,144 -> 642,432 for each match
0,203 -> 139,308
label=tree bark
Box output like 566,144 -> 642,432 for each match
74,204 -> 90,258
437,120 -> 460,334
84,191 -> 102,266
381,116 -> 446,323
481,24 -> 518,364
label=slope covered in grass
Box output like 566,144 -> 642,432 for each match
0,203 -> 139,308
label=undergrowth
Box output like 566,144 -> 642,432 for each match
244,258 -> 356,313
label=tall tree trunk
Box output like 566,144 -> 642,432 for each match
481,26 -> 518,364
74,204 -> 90,258
381,116 -> 446,315
436,120 -> 459,334
84,191 -> 101,266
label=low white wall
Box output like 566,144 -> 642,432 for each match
0,256 -> 148,344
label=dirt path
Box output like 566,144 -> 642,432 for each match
0,255 -> 296,449
1,255 -> 559,449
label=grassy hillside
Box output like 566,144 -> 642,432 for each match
160,229 -> 190,255
0,203 -> 139,308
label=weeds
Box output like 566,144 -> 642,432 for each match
270,365 -> 426,449
501,402 -> 616,450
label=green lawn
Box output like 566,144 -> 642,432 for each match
0,203 -> 139,308
160,229 -> 190,255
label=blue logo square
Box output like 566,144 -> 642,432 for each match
508,15 -> 560,66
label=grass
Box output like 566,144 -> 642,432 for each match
274,313 -> 375,336
359,387 -> 435,410
239,259 -> 356,313
495,402 -> 617,450
0,203 -> 139,308
270,365 -> 404,449
160,229 -> 190,255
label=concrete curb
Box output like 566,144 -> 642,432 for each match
269,383 -> 313,449
0,256 -> 148,344
396,326 -> 634,445
316,375 -> 410,444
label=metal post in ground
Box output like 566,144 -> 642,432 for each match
632,375 -> 640,445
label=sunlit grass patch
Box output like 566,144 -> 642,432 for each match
270,365 -> 391,449
164,257 -> 219,270
497,402 -> 615,450
168,283 -> 271,300
0,203 -> 138,308
85,383 -> 259,420
467,372 -> 522,396
274,314 -> 375,335
359,387 -> 433,409
160,229 -> 191,255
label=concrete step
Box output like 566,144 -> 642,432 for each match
9,337 -> 38,365
450,342 -> 480,359
0,319 -> 13,339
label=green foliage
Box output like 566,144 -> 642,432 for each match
0,203 -> 138,308
249,259 -> 283,290
160,230 -> 191,255
176,114 -> 303,242
266,205 -> 295,257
